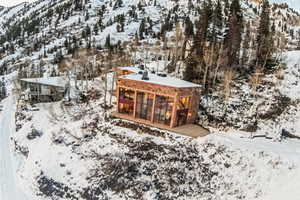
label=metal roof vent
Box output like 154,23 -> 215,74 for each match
139,64 -> 145,70
157,73 -> 167,77
141,71 -> 149,81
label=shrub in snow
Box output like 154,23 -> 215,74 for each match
16,123 -> 22,132
27,128 -> 43,140
37,174 -> 79,199
81,141 -> 225,200
13,139 -> 29,157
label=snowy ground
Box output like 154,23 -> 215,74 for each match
0,96 -> 28,199
12,98 -> 300,200
2,51 -> 300,199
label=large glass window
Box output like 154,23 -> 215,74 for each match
135,92 -> 154,121
154,95 -> 174,126
118,88 -> 135,115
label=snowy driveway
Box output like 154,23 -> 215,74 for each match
0,96 -> 27,200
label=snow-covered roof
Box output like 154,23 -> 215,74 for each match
119,72 -> 201,88
19,77 -> 67,88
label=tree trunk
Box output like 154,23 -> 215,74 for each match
203,44 -> 215,89
213,43 -> 223,86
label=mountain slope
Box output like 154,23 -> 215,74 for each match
8,50 -> 300,200
270,0 -> 300,12
1,1 -> 300,200
0,0 -> 299,72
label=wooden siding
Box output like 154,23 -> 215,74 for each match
116,77 -> 201,128
119,78 -> 179,97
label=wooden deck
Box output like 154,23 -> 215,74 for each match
171,124 -> 210,138
112,112 -> 209,138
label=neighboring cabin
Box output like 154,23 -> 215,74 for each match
18,77 -> 67,103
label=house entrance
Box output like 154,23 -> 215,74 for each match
154,95 -> 174,126
136,92 -> 154,121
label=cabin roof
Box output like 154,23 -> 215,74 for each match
19,77 -> 67,88
119,72 -> 201,88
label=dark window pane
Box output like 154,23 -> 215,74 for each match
136,92 -> 153,121
154,95 -> 173,126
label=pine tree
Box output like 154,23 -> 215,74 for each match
85,12 -> 89,21
138,1 -> 143,10
224,0 -> 230,17
105,34 -> 111,49
222,0 -> 243,69
241,21 -> 251,67
139,19 -> 145,39
183,56 -> 198,82
93,24 -> 99,35
134,31 -> 139,45
256,0 -> 271,68
75,0 -> 82,10
85,25 -> 91,37
184,1 -> 212,83
211,0 -> 223,43
184,16 -> 194,39
193,1 -> 212,57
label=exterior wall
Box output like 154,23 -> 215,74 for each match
177,87 -> 201,124
188,90 -> 200,124
116,78 -> 201,128
117,78 -> 179,97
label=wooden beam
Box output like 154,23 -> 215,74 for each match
170,95 -> 178,128
118,77 -> 180,96
117,84 -> 176,98
133,90 -> 137,118
151,94 -> 156,123
116,86 -> 120,113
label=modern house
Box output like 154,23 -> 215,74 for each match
19,77 -> 67,103
115,67 -> 205,134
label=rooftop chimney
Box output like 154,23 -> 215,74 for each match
141,71 -> 149,81
157,73 -> 167,77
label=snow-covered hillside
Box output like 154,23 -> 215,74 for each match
0,0 -> 299,72
271,0 -> 300,12
2,50 -> 300,200
1,0 -> 300,200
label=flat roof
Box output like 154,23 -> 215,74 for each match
119,72 -> 201,88
19,77 -> 67,88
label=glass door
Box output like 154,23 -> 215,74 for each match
154,95 -> 174,126
136,92 -> 154,121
